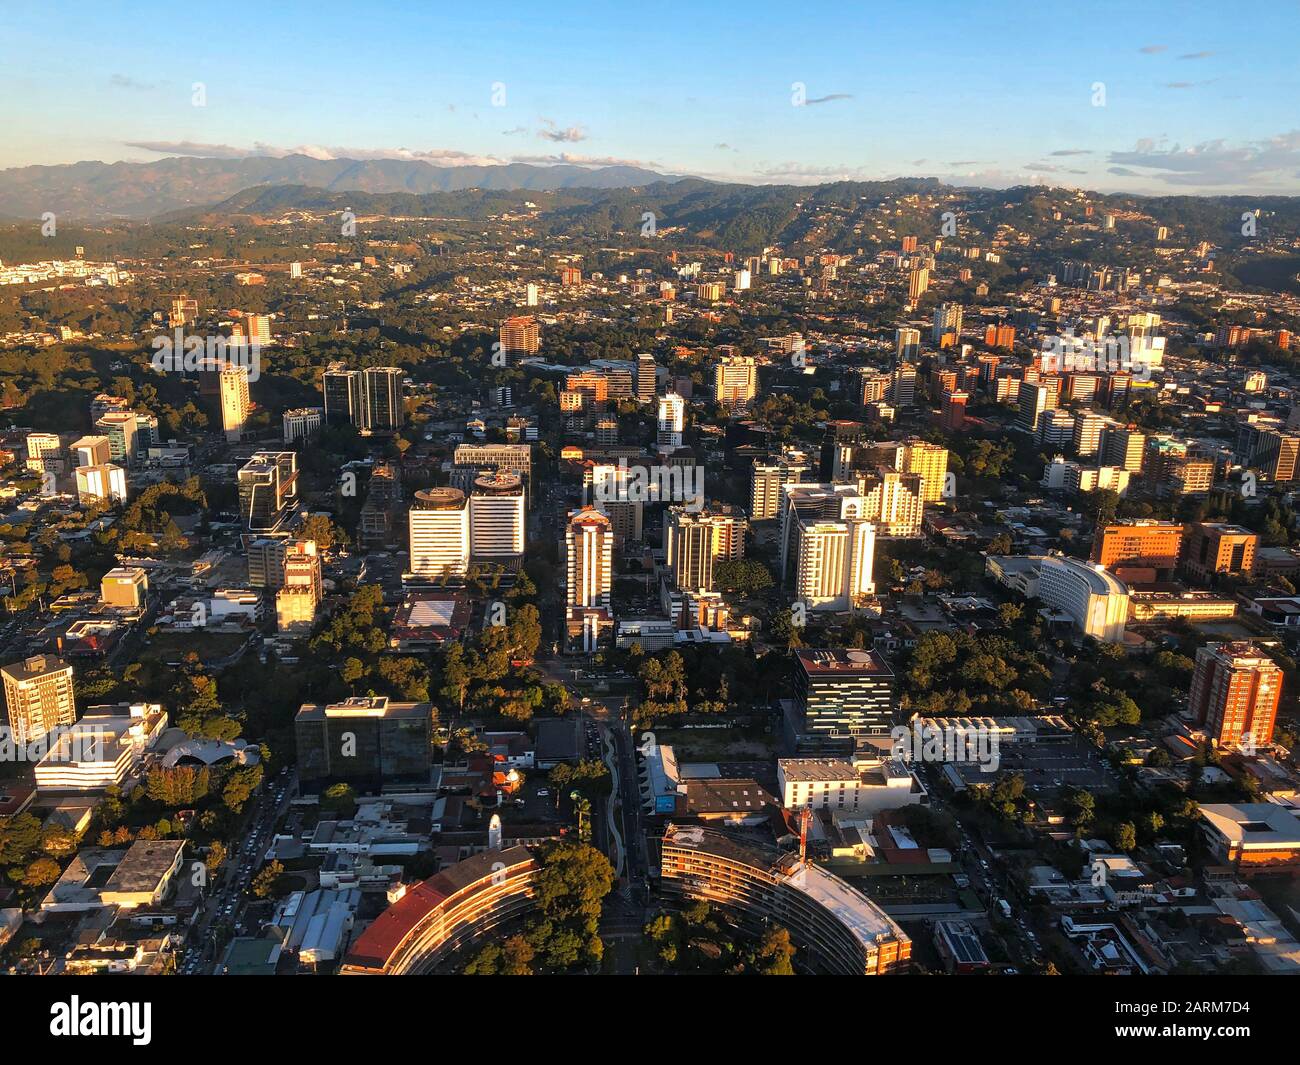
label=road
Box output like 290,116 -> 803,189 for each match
180,766 -> 297,974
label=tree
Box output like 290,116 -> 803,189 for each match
500,934 -> 536,976
251,860 -> 285,899
1114,822 -> 1137,852
21,857 -> 62,887
714,559 -> 774,596
533,842 -> 614,936
756,926 -> 796,975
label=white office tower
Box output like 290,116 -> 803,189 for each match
794,518 -> 877,612
219,365 -> 250,442
408,488 -> 470,578
566,507 -> 614,652
733,268 -> 751,292
525,283 -> 539,307
779,483 -> 864,583
290,261 -> 303,279
468,472 -> 526,562
657,392 -> 686,448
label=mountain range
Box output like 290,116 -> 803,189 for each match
0,155 -> 685,221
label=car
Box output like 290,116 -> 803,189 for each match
537,788 -> 550,797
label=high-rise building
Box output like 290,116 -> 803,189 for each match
859,370 -> 892,405
895,327 -> 921,361
779,483 -> 863,579
1189,642 -> 1282,748
468,472 -> 526,562
940,390 -> 968,433
452,443 -> 533,508
1037,555 -> 1129,643
566,507 -> 614,652
791,648 -> 896,750
94,411 -> 139,466
589,463 -> 643,544
320,365 -> 403,431
907,268 -> 929,303
25,432 -> 63,474
322,366 -> 363,426
237,452 -> 298,532
1017,380 -> 1058,434
408,488 -> 470,579
794,518 -> 877,612
1183,523 -> 1256,584
283,407 -> 323,444
499,315 -> 540,355
218,365 -> 250,443
984,322 -> 1015,349
713,355 -> 758,409
890,364 -> 918,408
1071,412 -> 1110,458
664,507 -> 748,594
276,541 -> 323,633
894,440 -> 949,504
71,435 -> 112,468
240,313 -> 272,348
168,296 -> 198,328
932,302 -> 963,346
1100,426 -> 1146,473
658,392 -> 686,449
2,654 -> 76,747
750,451 -> 811,521
295,696 -> 434,786
1091,521 -> 1185,582
362,366 -> 404,432
635,353 -> 658,403
856,467 -> 925,537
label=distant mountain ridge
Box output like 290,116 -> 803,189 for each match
0,154 -> 686,221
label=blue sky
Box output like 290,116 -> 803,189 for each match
5,0 -> 1300,193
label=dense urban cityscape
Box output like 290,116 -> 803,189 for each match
3,3 -> 1300,1039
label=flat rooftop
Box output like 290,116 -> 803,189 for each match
795,648 -> 893,677
1201,804 -> 1300,847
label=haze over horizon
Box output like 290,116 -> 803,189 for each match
5,0 -> 1299,197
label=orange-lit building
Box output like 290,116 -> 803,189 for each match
940,390 -> 968,433
1183,523 -> 1256,584
1091,521 -> 1185,583
1189,641 -> 1282,748
498,315 -> 540,355
984,323 -> 1015,349
1200,804 -> 1300,878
